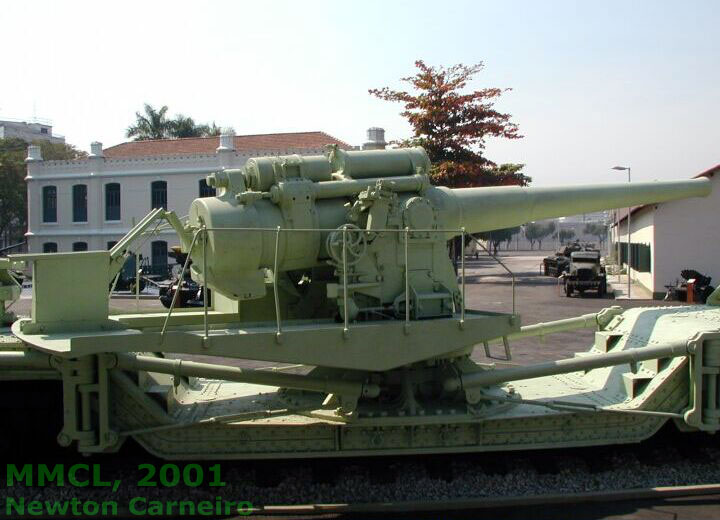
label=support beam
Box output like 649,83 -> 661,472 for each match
114,353 -> 380,398
445,341 -> 690,391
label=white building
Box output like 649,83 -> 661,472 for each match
1,118 -> 65,144
610,165 -> 719,298
25,131 -> 354,274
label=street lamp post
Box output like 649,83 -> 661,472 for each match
612,166 -> 631,298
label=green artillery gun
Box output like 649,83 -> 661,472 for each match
1,146 -> 718,459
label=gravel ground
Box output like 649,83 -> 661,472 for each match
3,437 -> 719,506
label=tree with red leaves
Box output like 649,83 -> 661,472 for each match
369,61 -> 530,188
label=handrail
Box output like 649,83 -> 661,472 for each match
272,226 -> 283,341
404,227 -> 410,330
460,228 -> 466,327
202,227 -> 209,344
469,236 -> 516,315
159,229 -> 201,343
342,226 -> 349,337
171,225 -> 479,340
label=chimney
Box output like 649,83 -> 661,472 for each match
217,130 -> 236,152
25,144 -> 42,162
90,141 -> 104,158
362,127 -> 387,150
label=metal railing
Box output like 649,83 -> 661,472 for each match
468,236 -> 516,315
158,226 -> 518,343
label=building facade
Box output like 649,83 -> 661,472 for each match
1,119 -> 65,144
610,165 -> 719,298
25,131 -> 353,272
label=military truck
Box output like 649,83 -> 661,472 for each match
542,241 -> 584,276
563,250 -> 607,297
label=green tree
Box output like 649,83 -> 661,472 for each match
476,226 -> 520,255
0,138 -> 86,246
524,222 -> 555,250
583,223 -> 607,246
126,104 -> 172,140
557,228 -> 576,244
204,122 -> 234,137
39,141 -> 88,161
127,104 -> 234,140
369,60 -> 530,188
0,138 -> 27,246
170,114 -> 205,138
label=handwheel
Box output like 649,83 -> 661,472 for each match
326,224 -> 367,267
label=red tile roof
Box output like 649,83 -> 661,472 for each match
103,131 -> 352,158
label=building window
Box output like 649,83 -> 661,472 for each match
151,241 -> 168,276
43,242 -> 58,253
107,241 -> 118,250
42,186 -> 57,223
40,127 -> 48,134
105,183 -> 121,221
617,242 -> 652,273
199,178 -> 216,198
72,242 -> 88,252
151,181 -> 167,210
72,184 -> 88,222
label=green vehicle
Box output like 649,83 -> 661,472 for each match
563,250 -> 607,297
1,146 -> 718,460
109,253 -> 148,293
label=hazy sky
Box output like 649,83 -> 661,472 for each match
2,0 -> 717,185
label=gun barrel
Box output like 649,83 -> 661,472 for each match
437,178 -> 711,234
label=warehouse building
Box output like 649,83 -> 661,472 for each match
610,165 -> 719,298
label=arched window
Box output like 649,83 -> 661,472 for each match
105,183 -> 121,221
42,186 -> 57,223
151,241 -> 168,276
72,242 -> 88,252
72,184 -> 87,222
43,242 -> 58,253
151,181 -> 167,210
199,178 -> 216,198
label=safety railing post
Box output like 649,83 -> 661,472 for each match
471,236 -> 516,316
460,227 -> 466,328
342,225 -> 349,337
160,230 -> 201,343
135,251 -> 141,312
202,226 -> 209,345
273,226 -> 282,342
404,227 -> 410,331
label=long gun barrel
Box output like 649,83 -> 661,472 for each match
437,178 -> 711,234
187,146 -> 711,301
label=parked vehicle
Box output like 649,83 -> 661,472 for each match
563,250 -> 607,297
543,241 -> 589,276
158,247 -> 209,308
664,269 -> 715,303
110,254 -> 148,293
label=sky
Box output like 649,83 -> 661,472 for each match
1,0 -> 718,186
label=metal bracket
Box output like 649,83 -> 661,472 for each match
684,331 -> 720,431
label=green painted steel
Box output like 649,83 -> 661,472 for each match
1,146 -> 719,459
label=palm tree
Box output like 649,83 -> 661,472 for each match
203,122 -> 224,137
126,104 -> 172,140
170,114 -> 205,138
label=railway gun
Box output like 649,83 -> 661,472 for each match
1,145 -> 718,459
